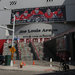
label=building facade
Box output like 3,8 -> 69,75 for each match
0,0 -> 75,61
0,0 -> 75,39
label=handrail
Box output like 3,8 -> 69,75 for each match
31,41 -> 40,60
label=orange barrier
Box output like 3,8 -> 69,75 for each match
24,62 -> 26,66
33,60 -> 35,65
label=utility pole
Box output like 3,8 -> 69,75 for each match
12,15 -> 15,47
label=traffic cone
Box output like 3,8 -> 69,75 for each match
22,61 -> 24,65
24,62 -> 26,66
33,60 -> 35,65
13,60 -> 16,64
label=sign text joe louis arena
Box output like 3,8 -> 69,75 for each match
19,28 -> 58,33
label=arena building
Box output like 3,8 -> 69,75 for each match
0,0 -> 75,60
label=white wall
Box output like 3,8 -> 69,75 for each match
0,0 -> 65,10
12,23 -> 74,38
15,23 -> 52,37
0,27 -> 6,39
0,10 -> 11,25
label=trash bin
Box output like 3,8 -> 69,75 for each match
5,55 -> 11,66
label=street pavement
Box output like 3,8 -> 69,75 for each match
0,61 -> 75,75
0,65 -> 57,72
0,60 -> 61,72
0,69 -> 75,75
0,70 -> 43,75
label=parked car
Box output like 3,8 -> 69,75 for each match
0,54 -> 5,65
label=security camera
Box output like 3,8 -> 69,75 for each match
3,7 -> 7,10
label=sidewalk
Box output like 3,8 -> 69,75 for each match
0,65 -> 58,72
0,61 -> 75,72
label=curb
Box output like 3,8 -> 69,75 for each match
0,69 -> 24,72
0,65 -> 58,72
0,68 -> 27,72
0,68 -> 55,72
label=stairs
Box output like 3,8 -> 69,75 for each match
3,39 -> 44,61
33,42 -> 44,60
29,41 -> 44,60
18,41 -> 33,60
29,42 -> 39,60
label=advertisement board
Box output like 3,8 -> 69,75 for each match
11,6 -> 66,24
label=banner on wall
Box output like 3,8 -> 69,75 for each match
11,6 -> 66,24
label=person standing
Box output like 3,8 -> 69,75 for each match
44,8 -> 53,19
20,10 -> 31,22
54,8 -> 63,18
